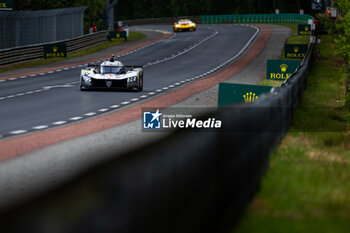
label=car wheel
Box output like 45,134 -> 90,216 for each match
137,75 -> 143,92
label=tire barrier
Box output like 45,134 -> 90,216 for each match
0,30 -> 107,67
0,40 -> 314,233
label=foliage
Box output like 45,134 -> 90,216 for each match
13,0 -> 106,32
315,13 -> 337,35
333,0 -> 350,61
333,0 -> 350,95
14,0 -> 316,23
346,93 -> 350,111
346,93 -> 350,123
115,0 -> 314,20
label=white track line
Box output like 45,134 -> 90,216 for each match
2,25 -> 261,137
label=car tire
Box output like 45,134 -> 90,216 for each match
137,75 -> 143,92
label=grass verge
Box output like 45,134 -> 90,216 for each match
0,31 -> 146,73
234,33 -> 350,232
259,24 -> 310,87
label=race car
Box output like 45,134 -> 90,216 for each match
173,19 -> 196,32
80,56 -> 143,91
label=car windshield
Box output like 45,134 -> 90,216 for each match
101,66 -> 123,74
179,20 -> 190,24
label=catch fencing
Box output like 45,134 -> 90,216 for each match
0,6 -> 87,49
0,37 -> 314,233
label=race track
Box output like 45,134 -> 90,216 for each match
0,24 -> 259,138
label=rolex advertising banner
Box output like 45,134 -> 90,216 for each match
0,0 -> 12,10
298,24 -> 311,35
43,43 -> 67,59
109,31 -> 127,41
218,83 -> 273,107
267,60 -> 301,81
284,44 -> 308,59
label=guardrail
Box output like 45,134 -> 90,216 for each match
0,31 -> 107,67
0,41 -> 315,233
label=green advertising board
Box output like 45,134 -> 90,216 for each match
284,44 -> 308,59
43,43 -> 67,59
218,83 -> 273,107
201,14 -> 313,25
109,31 -> 127,41
267,60 -> 301,81
0,0 -> 12,10
298,24 -> 311,35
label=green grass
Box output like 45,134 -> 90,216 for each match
259,79 -> 284,87
234,34 -> 350,233
0,31 -> 146,73
283,24 -> 310,44
259,24 -> 310,87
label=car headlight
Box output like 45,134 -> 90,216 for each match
83,75 -> 91,83
127,76 -> 138,85
175,24 -> 180,27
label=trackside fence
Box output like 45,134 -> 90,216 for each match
0,39 -> 314,233
0,7 -> 87,49
0,31 -> 107,67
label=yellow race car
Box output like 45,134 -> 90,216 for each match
173,19 -> 196,32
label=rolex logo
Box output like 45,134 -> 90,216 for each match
52,46 -> 58,53
294,47 -> 299,53
243,92 -> 258,103
305,26 -> 309,31
280,64 -> 288,73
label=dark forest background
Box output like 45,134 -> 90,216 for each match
115,0 -> 314,19
12,0 -> 318,30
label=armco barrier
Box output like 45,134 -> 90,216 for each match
0,41 -> 314,233
201,13 -> 313,24
0,31 -> 107,67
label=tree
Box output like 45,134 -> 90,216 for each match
334,0 -> 350,94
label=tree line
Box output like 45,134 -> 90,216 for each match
332,0 -> 350,94
13,0 -> 106,31
13,0 -> 316,27
115,0 -> 314,20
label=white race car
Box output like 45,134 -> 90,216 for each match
80,56 -> 143,91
